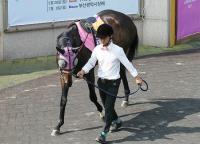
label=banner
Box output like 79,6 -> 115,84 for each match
177,0 -> 200,40
8,0 -> 139,27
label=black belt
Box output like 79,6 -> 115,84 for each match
99,78 -> 120,84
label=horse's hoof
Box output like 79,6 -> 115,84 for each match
121,101 -> 129,108
51,129 -> 60,136
99,112 -> 105,122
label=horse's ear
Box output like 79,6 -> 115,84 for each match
57,32 -> 63,40
56,32 -> 64,49
67,23 -> 74,28
67,20 -> 79,28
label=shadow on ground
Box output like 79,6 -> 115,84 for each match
110,98 -> 200,143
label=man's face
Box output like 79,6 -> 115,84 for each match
99,36 -> 110,46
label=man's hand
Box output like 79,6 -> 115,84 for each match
135,75 -> 143,85
77,69 -> 85,79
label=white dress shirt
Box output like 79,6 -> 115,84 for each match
82,42 -> 138,80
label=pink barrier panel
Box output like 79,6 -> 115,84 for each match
177,0 -> 200,40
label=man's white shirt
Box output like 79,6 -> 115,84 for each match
82,42 -> 138,80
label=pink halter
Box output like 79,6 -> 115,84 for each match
75,22 -> 95,51
59,47 -> 76,70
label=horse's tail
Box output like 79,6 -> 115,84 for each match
127,32 -> 139,61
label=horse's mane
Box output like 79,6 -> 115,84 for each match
67,21 -> 77,28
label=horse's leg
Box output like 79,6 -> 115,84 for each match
85,69 -> 104,120
120,65 -> 130,108
51,73 -> 72,136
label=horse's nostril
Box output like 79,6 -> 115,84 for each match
58,59 -> 67,69
73,58 -> 78,66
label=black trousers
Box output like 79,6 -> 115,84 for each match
97,78 -> 121,133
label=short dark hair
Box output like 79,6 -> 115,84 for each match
96,24 -> 114,38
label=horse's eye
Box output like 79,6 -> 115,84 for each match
72,49 -> 78,53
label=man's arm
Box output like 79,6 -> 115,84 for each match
117,48 -> 138,77
117,48 -> 143,84
77,50 -> 97,78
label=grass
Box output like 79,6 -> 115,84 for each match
0,37 -> 200,90
0,56 -> 57,90
137,37 -> 200,57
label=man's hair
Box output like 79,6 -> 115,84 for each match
96,24 -> 114,38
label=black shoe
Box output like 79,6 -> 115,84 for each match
109,121 -> 122,133
95,134 -> 107,144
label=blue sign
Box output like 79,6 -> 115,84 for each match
8,0 -> 139,26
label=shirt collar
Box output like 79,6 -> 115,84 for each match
100,41 -> 113,50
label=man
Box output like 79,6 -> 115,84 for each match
77,24 -> 143,143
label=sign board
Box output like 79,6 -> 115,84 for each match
8,0 -> 139,27
177,0 -> 200,40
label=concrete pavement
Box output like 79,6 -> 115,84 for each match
0,51 -> 200,144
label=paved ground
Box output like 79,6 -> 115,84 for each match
0,51 -> 200,144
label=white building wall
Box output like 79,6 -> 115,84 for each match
3,28 -> 64,59
2,21 -> 145,60
134,20 -> 144,45
143,0 -> 169,47
0,0 -> 3,60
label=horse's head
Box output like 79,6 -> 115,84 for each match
56,22 -> 83,72
56,21 -> 95,76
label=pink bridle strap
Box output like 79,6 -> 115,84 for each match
75,22 -> 95,52
59,47 -> 76,70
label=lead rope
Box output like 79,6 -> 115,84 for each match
72,73 -> 148,99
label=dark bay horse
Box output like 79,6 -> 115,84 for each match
51,9 -> 139,136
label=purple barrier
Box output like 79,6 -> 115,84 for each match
177,0 -> 200,40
